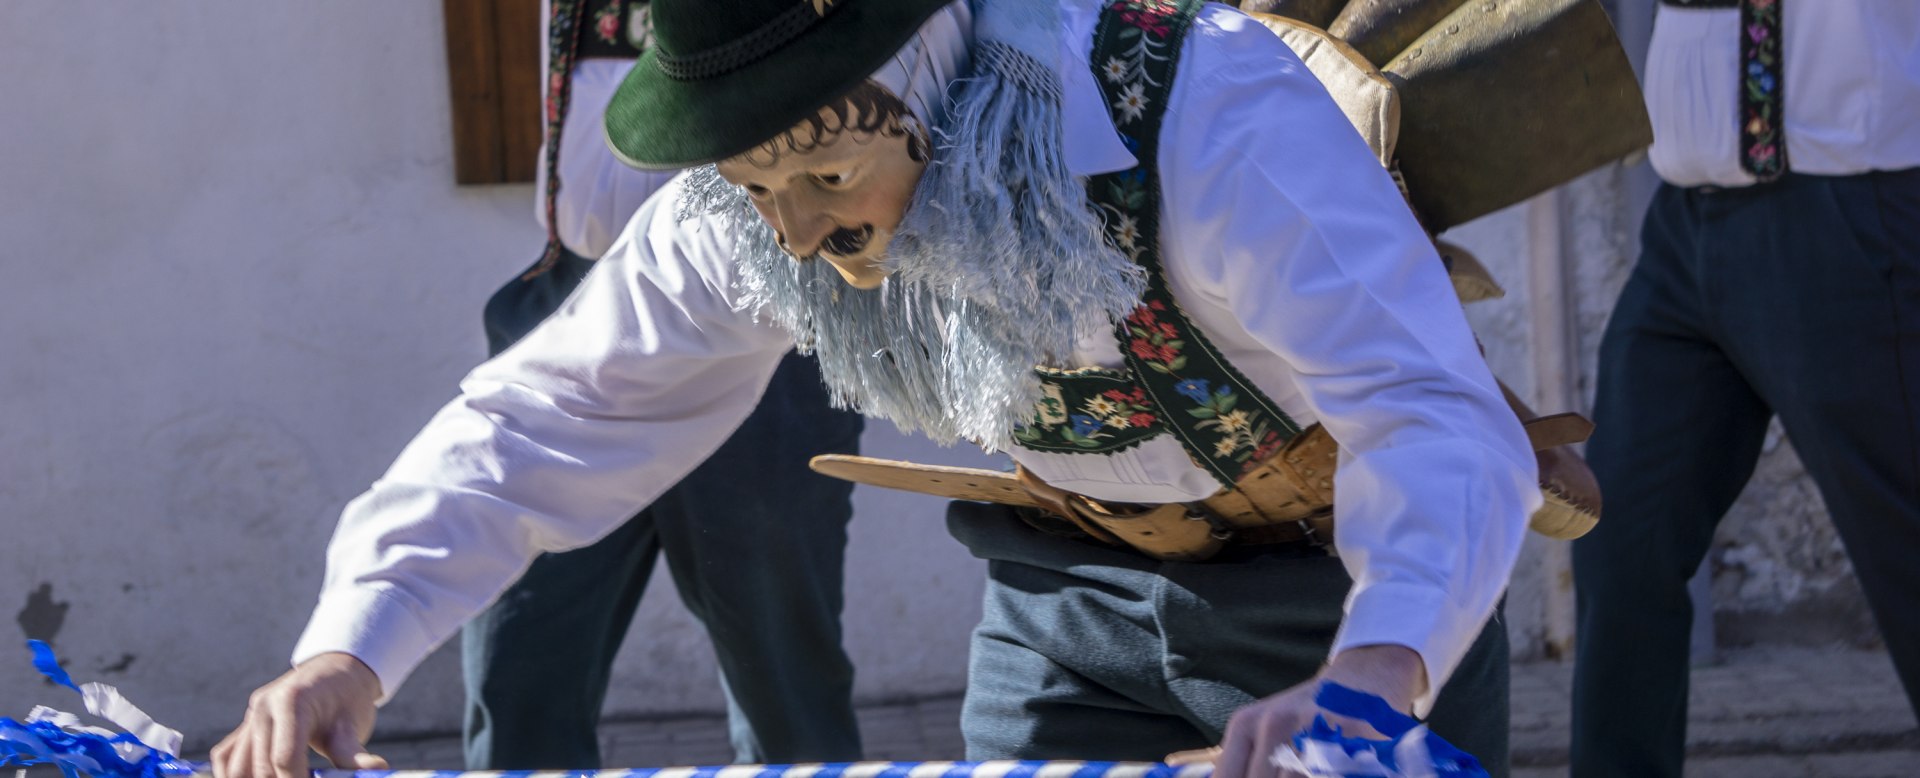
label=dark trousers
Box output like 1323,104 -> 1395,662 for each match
1571,170 -> 1920,777
946,502 -> 1513,777
462,249 -> 867,768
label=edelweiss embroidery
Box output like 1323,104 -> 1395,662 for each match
1102,0 -> 1178,126
1012,0 -> 1301,486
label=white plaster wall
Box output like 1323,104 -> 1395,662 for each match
0,0 -> 986,751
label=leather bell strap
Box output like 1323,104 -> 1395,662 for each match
1524,412 -> 1592,450
1013,465 -> 1129,546
810,413 -> 1594,517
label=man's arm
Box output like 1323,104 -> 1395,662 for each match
1159,4 -> 1537,715
214,187 -> 794,778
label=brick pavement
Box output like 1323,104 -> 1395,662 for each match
365,647 -> 1916,776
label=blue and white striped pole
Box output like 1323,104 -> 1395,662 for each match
312,762 -> 1213,778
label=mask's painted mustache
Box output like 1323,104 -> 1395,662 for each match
820,225 -> 875,258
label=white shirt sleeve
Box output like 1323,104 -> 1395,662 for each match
292,184 -> 794,700
1159,7 -> 1539,715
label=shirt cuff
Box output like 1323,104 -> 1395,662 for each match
290,585 -> 439,706
1332,581 -> 1482,718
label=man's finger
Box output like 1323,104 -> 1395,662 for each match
319,720 -> 384,771
1254,710 -> 1305,778
247,703 -> 277,778
268,696 -> 308,778
211,732 -> 237,778
1164,746 -> 1220,766
1214,713 -> 1257,778
225,737 -> 250,778
1317,711 -> 1387,742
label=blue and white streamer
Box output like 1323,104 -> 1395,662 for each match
1,641 -> 201,778
1270,684 -> 1488,778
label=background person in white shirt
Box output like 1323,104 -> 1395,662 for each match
211,1 -> 1542,776
1572,2 -> 1920,776
460,0 -> 864,768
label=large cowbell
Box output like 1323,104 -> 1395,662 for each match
1237,0 -> 1653,231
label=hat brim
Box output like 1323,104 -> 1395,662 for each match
605,0 -> 956,171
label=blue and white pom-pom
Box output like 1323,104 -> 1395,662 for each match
0,641 -> 201,778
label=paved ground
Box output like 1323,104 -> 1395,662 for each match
365,646 -> 1916,777
1508,647 -> 1917,777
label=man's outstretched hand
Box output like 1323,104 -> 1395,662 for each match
1166,645 -> 1428,778
211,652 -> 389,778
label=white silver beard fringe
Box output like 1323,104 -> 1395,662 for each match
678,42 -> 1146,450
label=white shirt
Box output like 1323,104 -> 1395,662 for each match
294,1 -> 1538,717
1646,1 -> 1920,187
536,30 -> 679,257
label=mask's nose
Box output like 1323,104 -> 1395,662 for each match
772,193 -> 835,258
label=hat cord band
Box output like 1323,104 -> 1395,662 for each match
655,1 -> 840,81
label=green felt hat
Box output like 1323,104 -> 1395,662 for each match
605,0 -> 955,170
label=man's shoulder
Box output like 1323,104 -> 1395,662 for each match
608,171 -> 754,295
1064,0 -> 1301,73
1180,3 -> 1312,86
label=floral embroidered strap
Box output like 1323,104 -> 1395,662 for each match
1011,0 -> 1302,489
527,0 -> 652,280
1738,0 -> 1786,181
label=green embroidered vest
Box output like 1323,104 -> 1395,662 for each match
1010,0 -> 1302,489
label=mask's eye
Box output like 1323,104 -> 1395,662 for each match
813,173 -> 845,187
745,184 -> 771,200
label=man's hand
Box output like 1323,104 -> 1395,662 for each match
1167,645 -> 1427,778
211,652 -> 390,778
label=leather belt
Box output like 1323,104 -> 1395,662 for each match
811,413 -> 1596,562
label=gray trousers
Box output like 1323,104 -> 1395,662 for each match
946,501 -> 1512,776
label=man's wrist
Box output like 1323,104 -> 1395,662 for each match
1320,644 -> 1428,714
302,652 -> 384,699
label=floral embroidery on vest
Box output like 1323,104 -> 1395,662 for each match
1011,0 -> 1302,488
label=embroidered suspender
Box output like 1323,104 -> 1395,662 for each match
528,0 -> 653,280
1657,0 -> 1788,181
1738,0 -> 1786,181
1011,0 -> 1302,490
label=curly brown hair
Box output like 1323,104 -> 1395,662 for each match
738,79 -> 929,168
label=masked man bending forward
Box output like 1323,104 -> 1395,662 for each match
214,1 -> 1539,776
